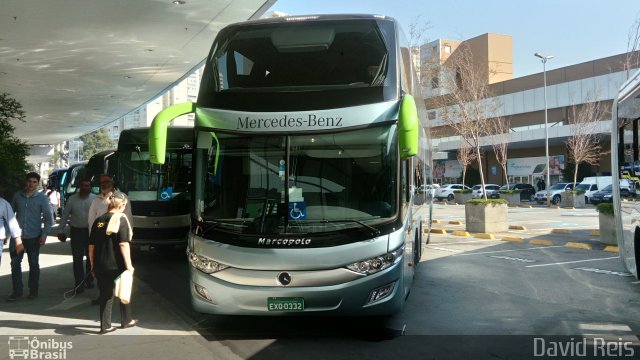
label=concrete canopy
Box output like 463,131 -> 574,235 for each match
0,0 -> 274,145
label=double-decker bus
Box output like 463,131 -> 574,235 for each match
612,70 -> 640,278
117,127 -> 193,251
150,14 -> 432,315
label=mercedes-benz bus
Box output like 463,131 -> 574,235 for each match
117,127 -> 193,251
149,15 -> 432,315
612,69 -> 640,278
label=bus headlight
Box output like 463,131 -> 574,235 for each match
187,249 -> 229,274
346,247 -> 403,275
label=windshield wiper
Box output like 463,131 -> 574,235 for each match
302,219 -> 381,237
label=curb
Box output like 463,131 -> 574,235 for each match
530,239 -> 554,246
565,242 -> 593,250
451,230 -> 470,237
509,225 -> 527,230
430,228 -> 447,234
604,245 -> 619,253
474,233 -> 495,240
448,220 -> 463,225
502,236 -> 524,242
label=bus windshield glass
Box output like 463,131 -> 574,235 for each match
119,144 -> 192,201
198,18 -> 398,111
197,125 -> 398,234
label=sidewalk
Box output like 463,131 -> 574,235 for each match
0,222 -> 195,336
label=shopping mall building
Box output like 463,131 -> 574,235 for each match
422,33 -> 640,186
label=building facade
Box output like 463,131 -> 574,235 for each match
424,33 -> 639,187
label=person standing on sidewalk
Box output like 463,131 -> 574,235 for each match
46,185 -> 60,221
58,179 -> 96,293
88,174 -> 132,305
89,191 -> 137,334
1,196 -> 23,267
8,172 -> 53,301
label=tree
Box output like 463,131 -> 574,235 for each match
566,96 -> 607,188
489,117 -> 511,187
625,10 -> 640,77
457,138 -> 476,186
430,44 -> 502,199
79,128 -> 116,160
0,93 -> 30,199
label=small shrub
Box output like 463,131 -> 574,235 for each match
498,190 -> 519,195
467,198 -> 508,205
454,189 -> 472,194
566,190 -> 586,195
595,203 -> 614,216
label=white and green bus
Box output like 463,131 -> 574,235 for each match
612,69 -> 640,278
149,14 -> 433,315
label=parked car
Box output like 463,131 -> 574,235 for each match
576,183 -> 599,204
533,182 -> 575,205
589,184 -> 614,205
471,184 -> 501,199
435,184 -> 471,202
489,183 -> 536,201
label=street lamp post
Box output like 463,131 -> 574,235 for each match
534,52 -> 554,207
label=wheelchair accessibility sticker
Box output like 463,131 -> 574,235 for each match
159,186 -> 173,201
288,202 -> 306,220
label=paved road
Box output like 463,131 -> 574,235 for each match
1,206 -> 640,360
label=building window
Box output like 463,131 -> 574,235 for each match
444,45 -> 452,54
431,76 -> 439,89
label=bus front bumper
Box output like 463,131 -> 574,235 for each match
188,262 -> 405,316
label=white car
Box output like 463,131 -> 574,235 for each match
471,184 -> 501,198
435,184 -> 470,202
533,182 -> 575,205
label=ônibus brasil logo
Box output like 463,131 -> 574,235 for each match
8,336 -> 72,360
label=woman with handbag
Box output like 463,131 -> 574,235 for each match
88,191 -> 137,334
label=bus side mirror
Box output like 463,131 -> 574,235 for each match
398,94 -> 419,159
149,102 -> 196,164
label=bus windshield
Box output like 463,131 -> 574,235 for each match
119,144 -> 192,201
198,17 -> 398,111
196,125 -> 398,234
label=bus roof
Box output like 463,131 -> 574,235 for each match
228,14 -> 397,27
617,69 -> 640,104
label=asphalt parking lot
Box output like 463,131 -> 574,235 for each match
426,201 -> 614,252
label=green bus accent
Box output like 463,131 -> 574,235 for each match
398,94 -> 418,158
149,102 -> 195,164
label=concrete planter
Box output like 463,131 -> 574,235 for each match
455,193 -> 473,204
598,213 -> 617,245
560,191 -> 585,208
465,202 -> 508,233
502,193 -> 521,205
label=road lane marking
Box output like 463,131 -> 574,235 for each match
574,267 -> 633,277
525,256 -> 619,268
426,246 -> 461,253
490,255 -> 536,263
454,246 -> 565,256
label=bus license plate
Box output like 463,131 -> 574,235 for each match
267,297 -> 304,312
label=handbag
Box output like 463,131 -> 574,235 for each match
114,269 -> 134,304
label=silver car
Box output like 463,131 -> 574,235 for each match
533,182 -> 574,205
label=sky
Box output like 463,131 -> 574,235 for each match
271,0 -> 640,77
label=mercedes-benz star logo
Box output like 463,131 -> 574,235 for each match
277,272 -> 292,286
